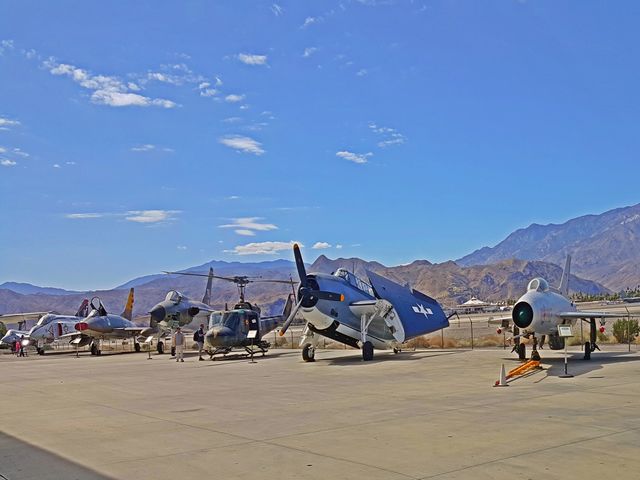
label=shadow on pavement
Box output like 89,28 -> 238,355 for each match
0,431 -> 114,480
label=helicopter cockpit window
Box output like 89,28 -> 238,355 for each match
166,291 -> 181,303
222,311 -> 242,330
209,312 -> 223,327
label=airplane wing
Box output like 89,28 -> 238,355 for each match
365,270 -> 449,341
557,311 -> 638,320
487,316 -> 512,325
0,312 -> 48,323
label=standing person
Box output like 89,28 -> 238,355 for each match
195,324 -> 205,361
14,338 -> 20,356
18,335 -> 26,357
172,327 -> 185,362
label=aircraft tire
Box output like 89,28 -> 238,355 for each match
171,346 -> 176,357
362,341 -> 374,361
393,347 -> 400,354
584,342 -> 591,360
157,341 -> 164,354
96,349 -> 101,356
531,349 -> 541,361
90,344 -> 97,356
134,342 -> 141,353
302,344 -> 315,362
517,343 -> 526,361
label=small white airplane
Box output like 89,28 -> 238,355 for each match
492,255 -> 636,360
27,299 -> 89,355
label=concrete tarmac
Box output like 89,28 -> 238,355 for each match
2,346 -> 640,479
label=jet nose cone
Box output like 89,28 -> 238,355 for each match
149,305 -> 166,323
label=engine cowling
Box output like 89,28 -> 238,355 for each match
512,301 -> 534,329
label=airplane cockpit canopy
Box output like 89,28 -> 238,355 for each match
88,297 -> 108,317
334,268 -> 375,297
166,291 -> 182,303
527,278 -> 549,292
35,313 -> 56,326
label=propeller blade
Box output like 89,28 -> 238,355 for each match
308,290 -> 344,302
293,243 -> 307,288
279,299 -> 303,336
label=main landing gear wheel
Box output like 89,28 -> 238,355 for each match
302,344 -> 315,362
393,347 -> 401,354
170,346 -> 176,357
91,343 -> 97,356
134,342 -> 141,353
584,342 -> 592,360
362,341 -> 374,361
157,341 -> 164,354
531,349 -> 541,361
517,343 -> 526,361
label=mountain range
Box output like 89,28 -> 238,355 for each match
2,203 -> 639,318
457,203 -> 640,291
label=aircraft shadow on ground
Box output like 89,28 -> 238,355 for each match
321,349 -> 467,366
0,431 -> 114,480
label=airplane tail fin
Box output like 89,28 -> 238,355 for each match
75,299 -> 89,317
558,255 -> 571,297
121,288 -> 134,320
202,267 -> 213,305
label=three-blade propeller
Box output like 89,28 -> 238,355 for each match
279,244 -> 344,336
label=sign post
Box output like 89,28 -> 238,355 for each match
247,329 -> 258,364
557,325 -> 573,378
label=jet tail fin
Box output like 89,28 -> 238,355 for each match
75,299 -> 89,317
121,288 -> 134,320
202,268 -> 213,305
558,255 -> 571,297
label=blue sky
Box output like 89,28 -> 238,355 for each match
1,0 -> 639,290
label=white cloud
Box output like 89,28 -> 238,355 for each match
356,69 -> 368,77
336,244 -> 343,249
219,135 -> 265,156
131,144 -> 156,152
215,76 -> 223,87
271,4 -> 283,16
177,245 -> 188,250
1,159 -> 16,167
369,122 -> 406,147
45,59 -> 177,108
0,39 -> 14,56
0,116 -> 20,130
198,81 -> 218,97
223,117 -> 242,123
336,150 -> 372,164
312,242 -> 332,249
125,210 -> 180,224
226,240 -> 300,255
303,47 -> 318,58
225,94 -> 245,103
301,16 -> 319,28
52,164 -> 61,168
12,148 -> 29,158
66,213 -> 105,219
226,195 -> 241,200
237,53 -> 268,66
219,217 -> 277,232
147,72 -> 182,85
66,161 -> 76,165
235,229 -> 256,236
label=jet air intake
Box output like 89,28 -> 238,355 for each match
512,301 -> 534,329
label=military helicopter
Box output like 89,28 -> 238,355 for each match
280,244 -> 451,362
146,268 -> 216,354
164,270 -> 295,358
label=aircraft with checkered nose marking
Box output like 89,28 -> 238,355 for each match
279,244 -> 451,362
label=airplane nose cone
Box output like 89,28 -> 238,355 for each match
149,305 -> 166,323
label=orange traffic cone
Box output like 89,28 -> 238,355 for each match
494,364 -> 509,387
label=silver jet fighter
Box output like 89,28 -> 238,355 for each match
279,244 -> 451,362
28,299 -> 89,355
146,268 -> 216,354
492,255 -> 638,360
1,329 -> 30,348
65,288 -> 146,355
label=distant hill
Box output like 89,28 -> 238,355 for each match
457,203 -> 640,291
310,256 -> 607,306
0,282 -> 82,296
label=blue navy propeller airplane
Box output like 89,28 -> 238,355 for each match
279,244 -> 451,362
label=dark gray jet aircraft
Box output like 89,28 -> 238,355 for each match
64,289 -> 147,355
146,268 -> 215,354
279,244 -> 451,362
